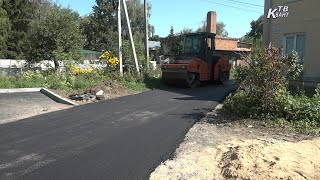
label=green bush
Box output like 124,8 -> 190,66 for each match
233,46 -> 290,113
282,85 -> 320,126
287,51 -> 304,81
224,90 -> 262,117
225,46 -> 320,128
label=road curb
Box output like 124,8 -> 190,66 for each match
0,88 -> 42,93
0,88 -> 77,106
40,88 -> 78,106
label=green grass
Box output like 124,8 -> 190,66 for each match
262,118 -> 320,136
120,81 -> 148,92
119,74 -> 164,92
0,70 -> 165,94
0,72 -> 110,92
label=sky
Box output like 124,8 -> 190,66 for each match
58,0 -> 264,38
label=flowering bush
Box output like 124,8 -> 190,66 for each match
100,51 -> 119,68
107,57 -> 119,67
71,64 -> 91,75
99,51 -> 114,60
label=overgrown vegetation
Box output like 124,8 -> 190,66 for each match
0,68 -> 163,93
224,46 -> 320,129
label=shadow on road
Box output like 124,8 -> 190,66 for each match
169,108 -> 212,121
154,80 -> 237,102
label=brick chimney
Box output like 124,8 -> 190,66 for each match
207,11 -> 217,34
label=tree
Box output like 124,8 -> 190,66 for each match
246,15 -> 263,39
0,0 -> 10,58
81,0 -> 118,52
149,25 -> 155,37
169,26 -> 174,36
81,0 -> 154,70
241,15 -> 264,59
242,36 -> 263,60
149,35 -> 160,41
32,0 -> 53,21
216,22 -> 228,37
2,0 -> 34,59
165,27 -> 194,56
197,19 -> 229,37
122,38 -> 145,67
82,0 -> 153,52
122,0 -> 145,40
27,5 -> 84,66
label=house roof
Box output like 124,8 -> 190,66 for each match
215,36 -> 239,41
82,49 -> 103,55
148,41 -> 161,49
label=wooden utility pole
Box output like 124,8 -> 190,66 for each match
144,0 -> 149,70
118,0 -> 123,76
122,0 -> 140,74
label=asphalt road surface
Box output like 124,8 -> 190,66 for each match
0,82 -> 236,180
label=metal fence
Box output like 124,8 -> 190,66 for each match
0,67 -> 44,76
0,67 -> 23,76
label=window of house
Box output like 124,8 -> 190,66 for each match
284,34 -> 306,61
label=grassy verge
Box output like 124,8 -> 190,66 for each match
238,117 -> 320,136
0,70 -> 164,94
0,71 -> 108,92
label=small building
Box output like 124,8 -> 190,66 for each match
215,36 -> 252,60
148,40 -> 161,62
263,0 -> 320,81
148,41 -> 161,51
82,49 -> 103,62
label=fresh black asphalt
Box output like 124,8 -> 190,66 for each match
0,82 -> 236,180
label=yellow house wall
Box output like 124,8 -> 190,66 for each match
263,0 -> 320,80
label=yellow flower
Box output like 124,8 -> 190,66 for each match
107,57 -> 119,67
100,51 -> 115,61
71,64 -> 94,75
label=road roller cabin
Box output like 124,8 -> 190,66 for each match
161,32 -> 231,88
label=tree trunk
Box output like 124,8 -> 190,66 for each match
54,60 -> 59,70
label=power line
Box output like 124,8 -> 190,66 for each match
221,0 -> 264,8
202,0 -> 263,12
200,0 -> 263,14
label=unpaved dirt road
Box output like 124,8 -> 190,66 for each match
0,82 -> 236,180
150,111 -> 320,180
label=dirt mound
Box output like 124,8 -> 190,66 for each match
219,139 -> 320,180
150,121 -> 320,180
86,80 -> 133,97
65,80 -> 138,104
